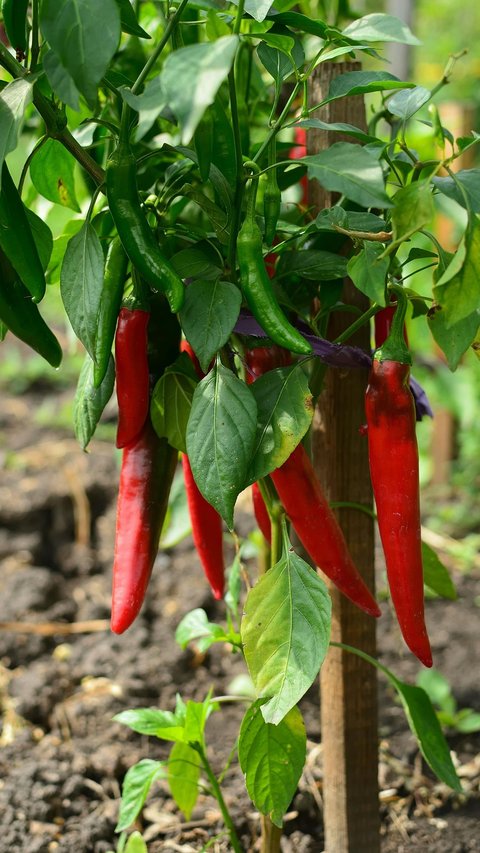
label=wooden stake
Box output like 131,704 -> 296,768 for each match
308,62 -> 380,853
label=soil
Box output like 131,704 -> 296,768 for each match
0,377 -> 479,853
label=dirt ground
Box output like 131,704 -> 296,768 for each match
0,382 -> 479,853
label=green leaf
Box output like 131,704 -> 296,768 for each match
388,86 -> 431,121
25,209 -> 54,272
428,304 -> 480,371
225,553 -> 242,618
265,11 -> 328,38
161,36 -> 239,143
433,170 -> 480,213
121,77 -> 167,142
186,363 -> 257,529
231,0 -> 273,22
180,280 -> 241,373
150,354 -> 198,454
257,42 -> 294,85
183,697 -> 216,744
168,742 -> 201,820
160,468 -> 191,550
40,0 -> 121,108
175,608 -> 229,653
347,243 -> 389,306
416,669 -> 456,715
171,247 -> 221,280
390,182 -> 434,247
43,49 -> 81,111
242,545 -> 331,724
115,0 -> 150,38
433,216 -> 480,327
305,143 -> 392,209
343,13 -> 421,45
0,320 -> 7,342
316,209 -> 387,234
116,759 -> 166,832
298,118 -> 376,145
114,708 -> 186,743
247,365 -> 313,485
454,710 -> 480,733
60,221 -> 105,358
30,139 -> 80,211
421,542 -> 457,600
326,71 -> 410,103
238,700 -> 306,827
277,249 -> 348,280
0,78 -> 34,174
73,354 -> 115,450
124,832 -> 148,853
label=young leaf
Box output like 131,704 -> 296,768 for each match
299,118 -> 376,144
225,553 -> 242,618
186,363 -> 257,529
121,77 -> 167,142
416,669 -> 456,716
0,78 -> 34,174
433,216 -> 480,327
30,139 -> 81,211
391,182 -> 434,246
305,143 -> 392,209
347,243 -> 389,306
60,221 -> 105,359
238,700 -> 306,828
161,36 -> 239,143
175,608 -> 230,653
183,698 -> 217,744
124,832 -> 148,853
242,546 -> 331,725
388,86 -> 431,121
342,13 -> 421,45
150,354 -> 198,454
180,280 -> 242,373
114,708 -> 186,742
422,542 -> 457,600
73,354 -> 115,451
114,0 -> 150,39
247,365 -> 314,485
167,741 -> 201,820
116,759 -> 166,832
40,0 -> 121,108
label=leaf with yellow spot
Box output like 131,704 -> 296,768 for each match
30,138 -> 80,211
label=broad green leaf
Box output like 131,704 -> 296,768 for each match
25,210 -> 54,272
305,143 -> 392,209
316,209 -> 387,234
0,78 -> 34,175
277,250 -> 348,281
265,11 -> 328,38
115,0 -> 150,38
314,43 -> 373,66
60,222 -> 104,358
73,354 -> 115,450
343,13 -> 421,45
238,700 -> 306,827
186,363 -> 257,529
168,742 -> 201,820
428,304 -> 480,371
421,542 -> 457,600
175,608 -> 229,654
257,42 -> 294,85
30,139 -> 80,211
388,86 -> 431,121
180,280 -> 241,373
121,77 -> 167,142
433,170 -> 480,213
433,216 -> 480,327
171,247 -> 221,280
242,546 -> 331,724
43,49 -> 81,111
347,243 -> 389,306
116,759 -> 166,832
124,833 -> 148,853
161,36 -> 239,143
298,118 -> 376,144
150,354 -> 198,454
231,0 -> 273,21
114,708 -> 186,743
40,0 -> 121,108
326,71 -> 410,103
391,182 -> 434,246
247,366 -> 314,485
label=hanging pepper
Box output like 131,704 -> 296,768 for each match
0,163 -> 46,303
115,284 -> 150,449
245,344 -> 380,618
263,139 -> 281,247
106,142 -> 184,313
111,418 -> 177,634
180,340 -> 225,599
1,0 -> 28,56
374,303 -> 408,349
365,286 -> 432,666
237,173 -> 312,356
252,482 -> 271,545
93,237 -> 128,389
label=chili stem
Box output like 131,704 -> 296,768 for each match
253,81 -> 302,164
196,745 -> 243,853
333,303 -> 381,345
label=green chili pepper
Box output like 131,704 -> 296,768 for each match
0,248 -> 62,367
263,139 -> 281,246
93,237 -> 128,389
0,163 -> 46,303
2,0 -> 28,53
106,143 -> 184,313
237,176 -> 312,356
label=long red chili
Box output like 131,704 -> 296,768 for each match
252,482 -> 271,545
111,418 -> 177,634
180,340 -> 225,599
365,287 -> 432,666
115,306 -> 150,448
245,344 -> 380,618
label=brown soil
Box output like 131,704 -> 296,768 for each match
0,382 -> 479,853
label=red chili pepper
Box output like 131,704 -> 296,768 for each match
111,418 -> 177,634
245,344 -> 380,618
374,304 -> 409,349
180,340 -> 225,599
115,306 -> 150,449
366,287 -> 432,666
252,482 -> 271,544
289,126 -> 308,207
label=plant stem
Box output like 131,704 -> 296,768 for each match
261,816 -> 282,853
30,0 -> 40,69
333,303 -> 381,345
18,135 -> 47,196
197,745 -> 243,853
253,80 -> 302,165
227,61 -> 245,281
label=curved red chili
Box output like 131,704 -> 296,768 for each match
252,482 -> 271,544
115,307 -> 150,449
